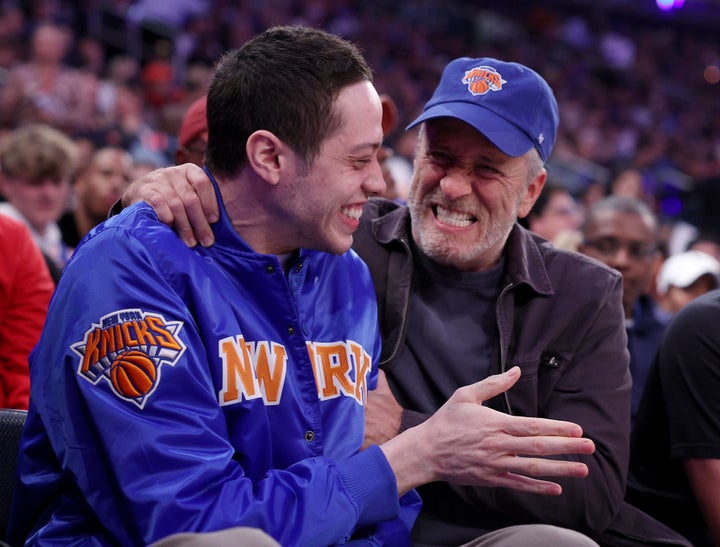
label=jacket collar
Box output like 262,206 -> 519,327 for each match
369,201 -> 554,296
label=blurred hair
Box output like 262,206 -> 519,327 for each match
0,124 -> 78,181
582,195 -> 658,236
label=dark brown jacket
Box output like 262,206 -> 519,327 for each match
353,198 -> 691,546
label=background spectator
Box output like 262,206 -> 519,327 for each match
578,195 -> 669,427
173,95 -> 207,167
0,21 -> 101,133
628,290 -> 720,546
59,146 -> 134,249
655,250 -> 720,315
0,123 -> 78,273
520,182 -> 583,247
0,214 -> 54,409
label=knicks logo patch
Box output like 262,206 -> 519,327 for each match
462,66 -> 506,95
71,309 -> 186,408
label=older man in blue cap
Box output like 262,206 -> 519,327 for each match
355,56 -> 636,545
119,56 -> 690,546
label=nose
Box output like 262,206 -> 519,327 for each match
608,246 -> 632,270
439,168 -> 472,200
364,157 -> 387,197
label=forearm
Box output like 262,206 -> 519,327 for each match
685,458 -> 720,545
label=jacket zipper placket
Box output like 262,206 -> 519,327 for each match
496,280 -> 515,415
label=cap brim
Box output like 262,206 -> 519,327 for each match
406,102 -> 534,158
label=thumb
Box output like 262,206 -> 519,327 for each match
459,366 -> 521,404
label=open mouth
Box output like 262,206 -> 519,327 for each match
433,204 -> 476,228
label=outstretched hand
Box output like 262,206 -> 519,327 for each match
380,367 -> 595,496
122,164 -> 219,248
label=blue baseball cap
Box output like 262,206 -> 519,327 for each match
407,57 -> 559,162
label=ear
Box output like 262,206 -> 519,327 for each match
246,130 -> 288,186
517,168 -> 546,219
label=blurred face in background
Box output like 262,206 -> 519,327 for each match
0,173 -> 70,235
74,148 -> 133,224
580,209 -> 658,317
529,190 -> 582,242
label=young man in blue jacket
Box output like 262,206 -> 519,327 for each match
9,27 -> 598,547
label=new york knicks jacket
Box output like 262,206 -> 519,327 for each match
9,190 -> 420,546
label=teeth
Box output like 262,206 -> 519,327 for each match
435,205 -> 474,227
341,206 -> 363,220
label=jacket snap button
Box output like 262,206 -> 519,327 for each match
304,431 -> 315,442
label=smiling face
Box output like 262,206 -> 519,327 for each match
407,118 -> 545,271
276,80 -> 386,255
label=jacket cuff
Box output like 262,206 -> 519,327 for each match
399,409 -> 429,432
335,444 -> 399,527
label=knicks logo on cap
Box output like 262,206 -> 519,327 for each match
71,308 -> 186,408
462,66 -> 506,95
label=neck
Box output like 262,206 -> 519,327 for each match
217,171 -> 297,256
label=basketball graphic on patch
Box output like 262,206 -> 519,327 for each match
110,350 -> 157,398
468,78 -> 489,94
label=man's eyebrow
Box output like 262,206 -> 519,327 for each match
349,141 -> 382,154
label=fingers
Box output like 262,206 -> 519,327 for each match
170,165 -> 215,247
456,368 -> 585,438
489,473 -> 564,496
120,165 -> 217,248
454,366 -> 521,405
188,164 -> 219,222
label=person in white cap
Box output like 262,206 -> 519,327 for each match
119,56 -> 691,545
656,250 -> 720,314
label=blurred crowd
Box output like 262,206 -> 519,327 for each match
1,0 -> 720,406
0,0 -> 718,231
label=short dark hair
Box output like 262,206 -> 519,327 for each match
205,26 -> 373,176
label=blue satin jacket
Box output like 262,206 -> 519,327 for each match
9,183 -> 420,546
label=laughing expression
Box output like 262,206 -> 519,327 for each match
407,118 -> 544,272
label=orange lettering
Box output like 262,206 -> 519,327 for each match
99,326 -> 118,357
219,336 -> 260,404
350,342 -> 371,405
81,328 -> 101,373
132,319 -> 157,346
121,321 -> 137,346
253,342 -> 287,405
146,316 -> 182,350
315,342 -> 354,399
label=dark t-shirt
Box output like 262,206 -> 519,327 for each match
387,241 -> 504,544
627,290 -> 720,547
387,240 -> 504,413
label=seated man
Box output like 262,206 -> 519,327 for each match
627,289 -> 720,546
578,196 -> 670,427
119,56 -> 691,545
9,27 -> 596,547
